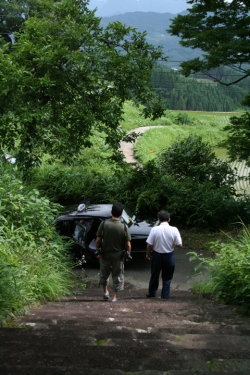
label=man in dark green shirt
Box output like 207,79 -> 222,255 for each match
96,202 -> 131,302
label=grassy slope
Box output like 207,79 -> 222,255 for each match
121,102 -> 236,163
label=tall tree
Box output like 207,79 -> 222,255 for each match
0,0 -> 166,170
168,0 -> 250,89
168,0 -> 250,164
0,0 -> 45,44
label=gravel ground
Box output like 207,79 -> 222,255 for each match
78,248 -> 211,292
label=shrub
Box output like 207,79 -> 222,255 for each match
0,226 -> 73,319
189,224 -> 250,310
29,164 -> 114,205
174,112 -> 192,125
158,135 -> 237,194
0,161 -> 75,319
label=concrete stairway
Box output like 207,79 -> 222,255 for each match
1,286 -> 250,374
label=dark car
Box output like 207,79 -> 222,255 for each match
55,203 -> 154,261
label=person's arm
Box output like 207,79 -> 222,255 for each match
95,221 -> 104,257
175,243 -> 182,248
146,243 -> 153,260
174,228 -> 182,248
126,240 -> 131,254
95,236 -> 102,258
95,236 -> 102,249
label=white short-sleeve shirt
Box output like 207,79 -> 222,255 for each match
146,222 -> 182,253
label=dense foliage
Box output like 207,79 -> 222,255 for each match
29,164 -> 115,206
189,225 -> 250,310
224,111 -> 250,167
168,0 -> 250,90
151,65 -> 247,111
0,160 -> 75,319
0,0 -> 166,171
102,11 -> 248,111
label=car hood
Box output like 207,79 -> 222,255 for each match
129,220 -> 153,239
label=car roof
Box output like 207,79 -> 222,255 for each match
57,203 -> 113,221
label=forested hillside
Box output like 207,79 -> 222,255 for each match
100,11 -> 200,68
151,65 -> 248,111
101,12 -> 249,111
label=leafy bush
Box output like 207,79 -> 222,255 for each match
29,164 -> 115,205
174,112 -> 192,125
189,225 -> 250,310
0,161 -> 75,319
0,226 -> 73,319
28,129 -> 121,206
158,135 -> 237,193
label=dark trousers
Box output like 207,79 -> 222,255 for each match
148,251 -> 175,299
99,258 -> 124,292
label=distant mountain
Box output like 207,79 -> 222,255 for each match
100,12 -> 201,68
88,0 -> 188,17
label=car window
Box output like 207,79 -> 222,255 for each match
121,210 -> 133,227
56,220 -> 74,237
73,220 -> 87,245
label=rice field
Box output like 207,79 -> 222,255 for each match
229,160 -> 250,195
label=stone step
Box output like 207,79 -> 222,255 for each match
1,361 -> 250,375
10,322 -> 249,336
1,366 -> 249,375
1,288 -> 250,374
0,337 -> 249,374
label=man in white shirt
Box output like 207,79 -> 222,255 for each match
146,210 -> 182,299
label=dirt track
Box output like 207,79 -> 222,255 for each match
119,125 -> 165,163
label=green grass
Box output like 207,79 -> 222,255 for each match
121,101 -> 176,131
134,124 -> 228,164
187,224 -> 250,310
121,102 -> 243,164
121,101 -> 243,132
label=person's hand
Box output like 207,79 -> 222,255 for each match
146,254 -> 151,261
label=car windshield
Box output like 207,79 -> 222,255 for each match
121,209 -> 133,227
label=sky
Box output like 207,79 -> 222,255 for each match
87,0 -> 189,17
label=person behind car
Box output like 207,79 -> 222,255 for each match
95,202 -> 131,302
146,210 -> 182,299
73,219 -> 86,246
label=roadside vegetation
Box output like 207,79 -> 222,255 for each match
0,161 -> 78,320
189,224 -> 250,310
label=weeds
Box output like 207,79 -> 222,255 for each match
0,162 -> 76,320
188,224 -> 250,310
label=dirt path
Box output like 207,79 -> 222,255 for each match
1,285 -> 250,375
119,125 -> 165,163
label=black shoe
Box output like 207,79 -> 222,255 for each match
146,293 -> 156,298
